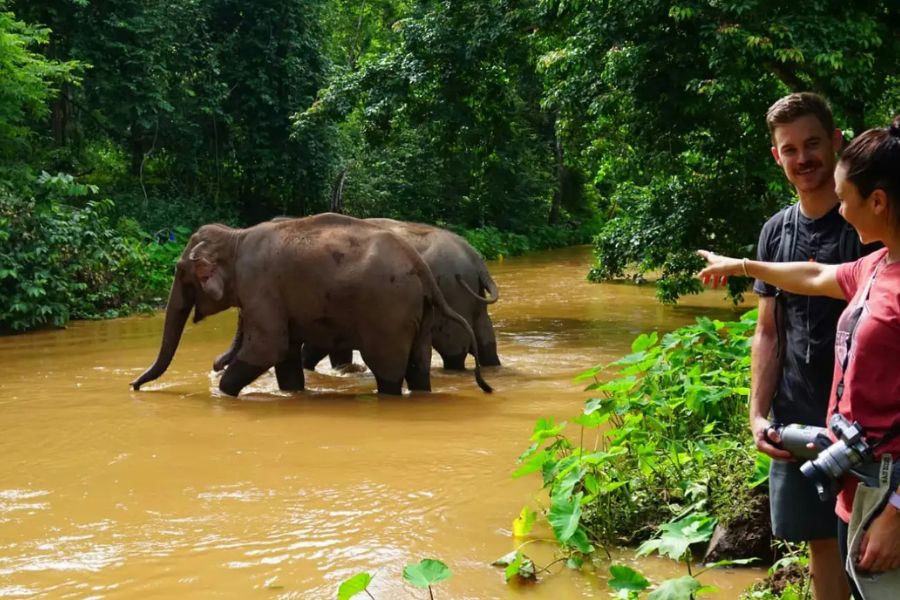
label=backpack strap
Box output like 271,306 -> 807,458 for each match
772,204 -> 799,371
776,203 -> 800,266
838,220 -> 861,263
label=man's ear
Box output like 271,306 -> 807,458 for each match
832,129 -> 844,153
771,146 -> 782,166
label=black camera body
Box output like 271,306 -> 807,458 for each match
769,414 -> 872,501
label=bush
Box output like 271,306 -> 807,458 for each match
511,311 -> 759,558
0,183 -> 184,333
454,220 -> 598,260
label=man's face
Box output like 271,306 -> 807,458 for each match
770,114 -> 841,194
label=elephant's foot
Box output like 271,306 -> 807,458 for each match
440,351 -> 468,371
275,350 -> 305,391
405,367 -> 431,392
219,360 -> 269,396
478,342 -> 501,367
374,375 -> 403,396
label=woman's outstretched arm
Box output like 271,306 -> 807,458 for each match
697,250 -> 844,299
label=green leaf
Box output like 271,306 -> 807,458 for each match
548,492 -> 583,543
402,559 -> 452,588
512,449 -> 552,478
748,452 -> 771,488
608,565 -> 650,591
631,331 -> 659,352
566,526 -> 593,554
513,505 -> 537,537
492,550 -> 536,582
638,513 -> 717,561
647,576 -> 702,600
530,417 -> 567,442
337,572 -> 372,600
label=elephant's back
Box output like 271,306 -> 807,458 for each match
262,219 -> 426,298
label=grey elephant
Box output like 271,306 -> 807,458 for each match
213,218 -> 501,373
131,213 -> 492,396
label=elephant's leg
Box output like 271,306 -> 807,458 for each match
219,311 -> 287,396
328,349 -> 354,369
220,360 -> 269,396
301,343 -> 329,370
373,374 -> 403,395
274,343 -> 305,391
474,309 -> 501,367
405,308 -> 434,392
433,315 -> 469,371
360,325 -> 412,396
213,312 -> 244,372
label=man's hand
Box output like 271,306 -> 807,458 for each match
751,416 -> 793,460
857,504 -> 900,573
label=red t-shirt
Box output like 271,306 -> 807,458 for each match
829,247 -> 900,521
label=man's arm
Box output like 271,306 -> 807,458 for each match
750,295 -> 792,459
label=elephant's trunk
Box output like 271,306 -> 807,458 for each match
131,276 -> 194,390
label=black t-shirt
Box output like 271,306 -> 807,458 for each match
753,204 -> 874,426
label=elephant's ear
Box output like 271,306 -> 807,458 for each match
189,242 -> 225,301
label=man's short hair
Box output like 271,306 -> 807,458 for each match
766,92 -> 835,140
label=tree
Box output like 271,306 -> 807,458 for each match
535,0 -> 900,301
0,7 -> 78,182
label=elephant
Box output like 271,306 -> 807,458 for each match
130,213 -> 493,396
212,218 -> 501,374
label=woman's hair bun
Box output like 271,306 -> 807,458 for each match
890,115 -> 900,138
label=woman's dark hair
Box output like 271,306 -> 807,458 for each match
838,115 -> 900,226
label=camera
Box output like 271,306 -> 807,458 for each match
769,414 -> 872,501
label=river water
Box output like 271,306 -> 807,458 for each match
0,246 -> 764,599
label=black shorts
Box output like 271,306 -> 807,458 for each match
769,458 -> 838,541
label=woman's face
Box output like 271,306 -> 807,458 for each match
835,163 -> 882,245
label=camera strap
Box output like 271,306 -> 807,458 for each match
834,259 -> 900,450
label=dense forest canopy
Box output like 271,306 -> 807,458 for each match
1,0 -> 898,330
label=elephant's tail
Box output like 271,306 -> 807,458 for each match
425,270 -> 493,394
456,269 -> 499,304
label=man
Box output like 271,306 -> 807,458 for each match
752,92 -> 873,600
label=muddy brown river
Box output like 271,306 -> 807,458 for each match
0,246 -> 765,599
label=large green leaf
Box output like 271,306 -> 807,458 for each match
548,492 -> 583,543
337,572 -> 372,600
608,565 -> 650,591
402,559 -> 452,588
637,513 -> 717,561
647,576 -> 702,600
512,505 -> 537,537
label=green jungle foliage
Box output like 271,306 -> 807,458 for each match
562,0 -> 900,302
505,311 -> 761,588
0,175 -> 185,332
1,1 -> 898,329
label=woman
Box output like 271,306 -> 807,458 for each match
699,116 -> 900,596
